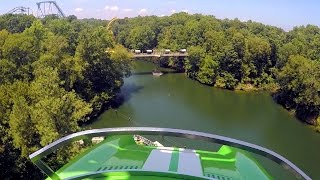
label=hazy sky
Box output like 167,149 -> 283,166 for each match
0,0 -> 319,30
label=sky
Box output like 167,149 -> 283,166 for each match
0,0 -> 319,30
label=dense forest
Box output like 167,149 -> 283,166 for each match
0,12 -> 320,179
111,13 -> 320,128
0,14 -> 131,178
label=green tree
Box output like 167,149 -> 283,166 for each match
232,32 -> 246,59
245,36 -> 272,79
197,55 -> 219,85
109,44 -> 132,77
185,46 -> 205,79
158,25 -> 184,50
127,26 -> 156,50
277,55 -> 320,124
74,27 -> 130,114
0,29 -> 9,59
185,20 -> 203,46
0,59 -> 16,84
204,30 -> 226,55
277,42 -> 298,68
0,14 -> 133,179
0,14 -> 36,33
215,72 -> 238,90
30,66 -> 92,146
2,33 -> 37,81
218,45 -> 242,81
47,19 -> 78,54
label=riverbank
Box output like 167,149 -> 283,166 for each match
153,59 -> 320,132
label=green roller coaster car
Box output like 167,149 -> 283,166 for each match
53,135 -> 271,180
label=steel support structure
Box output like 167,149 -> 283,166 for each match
36,1 -> 65,18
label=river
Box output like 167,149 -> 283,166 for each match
88,61 -> 320,179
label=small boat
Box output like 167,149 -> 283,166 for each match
152,69 -> 163,76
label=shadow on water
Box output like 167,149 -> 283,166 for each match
80,83 -> 143,127
111,83 -> 144,109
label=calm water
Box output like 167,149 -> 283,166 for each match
89,61 -> 320,179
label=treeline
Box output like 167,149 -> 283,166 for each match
112,13 -> 320,126
0,14 -> 131,178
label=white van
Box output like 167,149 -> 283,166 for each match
179,49 -> 187,53
134,50 -> 141,54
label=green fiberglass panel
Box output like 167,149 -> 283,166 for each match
55,135 -> 153,179
52,136 -> 271,180
198,145 -> 271,180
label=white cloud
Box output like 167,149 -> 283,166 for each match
75,8 -> 83,12
160,14 -> 165,17
182,9 -> 188,13
105,5 -> 119,12
123,8 -> 133,12
168,1 -> 176,4
171,9 -> 176,14
110,6 -> 119,11
138,8 -> 147,15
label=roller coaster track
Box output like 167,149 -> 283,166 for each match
107,17 -> 118,31
6,6 -> 32,15
6,1 -> 65,18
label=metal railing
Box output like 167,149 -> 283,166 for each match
29,127 -> 311,180
131,50 -> 188,58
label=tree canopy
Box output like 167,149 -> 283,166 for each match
0,14 -> 131,179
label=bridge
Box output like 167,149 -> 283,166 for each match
132,51 -> 189,58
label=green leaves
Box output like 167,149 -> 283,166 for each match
185,46 -> 205,78
0,16 -> 131,177
74,26 -> 131,116
158,25 -> 184,51
8,82 -> 39,157
197,55 -> 219,85
109,44 -> 132,77
0,59 -> 16,84
277,55 -> 320,122
0,29 -> 9,59
127,26 -> 156,50
0,14 -> 36,33
2,33 -> 37,66
245,36 -> 272,77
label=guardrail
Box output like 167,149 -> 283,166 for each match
29,127 -> 311,180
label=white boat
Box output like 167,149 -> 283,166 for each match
152,69 -> 163,76
152,71 -> 163,76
